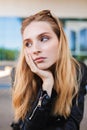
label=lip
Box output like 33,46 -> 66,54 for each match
34,57 -> 46,63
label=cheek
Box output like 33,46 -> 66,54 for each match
47,44 -> 58,56
25,48 -> 31,55
47,46 -> 58,63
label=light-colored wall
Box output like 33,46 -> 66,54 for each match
0,0 -> 87,18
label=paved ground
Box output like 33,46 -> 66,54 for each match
0,64 -> 87,130
0,74 -> 13,130
0,88 -> 13,130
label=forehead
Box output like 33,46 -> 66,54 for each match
23,21 -> 53,39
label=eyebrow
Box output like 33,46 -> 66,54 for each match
23,32 -> 51,43
23,39 -> 31,43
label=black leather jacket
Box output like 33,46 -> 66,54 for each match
11,62 -> 87,130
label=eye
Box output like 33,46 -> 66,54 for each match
40,36 -> 49,42
25,42 -> 32,47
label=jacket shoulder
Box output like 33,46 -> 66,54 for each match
79,61 -> 87,94
79,61 -> 87,84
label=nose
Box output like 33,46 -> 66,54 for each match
32,43 -> 41,55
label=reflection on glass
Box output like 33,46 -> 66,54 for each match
70,31 -> 76,51
64,28 -> 76,51
79,28 -> 87,51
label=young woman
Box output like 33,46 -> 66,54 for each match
11,10 -> 87,130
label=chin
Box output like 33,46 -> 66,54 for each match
37,64 -> 56,70
37,64 -> 49,70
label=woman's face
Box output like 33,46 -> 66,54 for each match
23,21 -> 59,70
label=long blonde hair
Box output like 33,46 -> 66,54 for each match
12,10 -> 81,121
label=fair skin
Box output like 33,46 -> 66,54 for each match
23,21 -> 59,96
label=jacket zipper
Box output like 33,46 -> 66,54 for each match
29,93 -> 47,120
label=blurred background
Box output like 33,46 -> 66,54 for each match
0,0 -> 87,130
